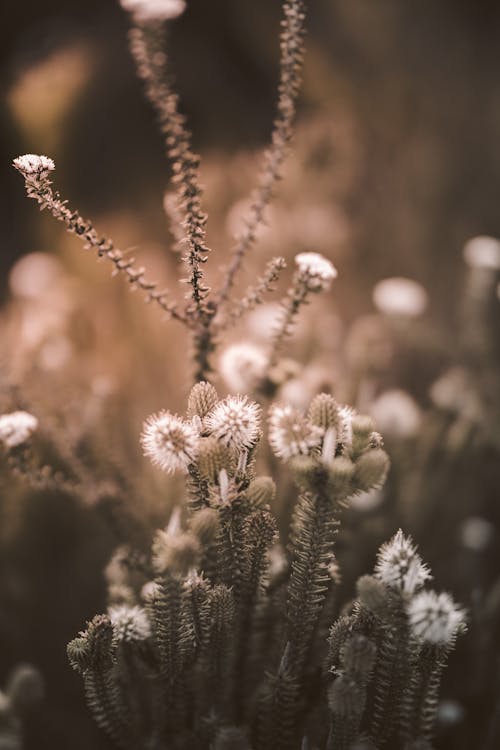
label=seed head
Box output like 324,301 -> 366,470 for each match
141,411 -> 199,473
268,403 -> 323,461
205,396 -> 261,452
108,605 -> 151,642
0,411 -> 38,449
219,342 -> 268,393
374,529 -> 431,595
407,590 -> 466,645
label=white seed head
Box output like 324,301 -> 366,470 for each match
205,396 -> 261,452
375,529 -> 431,595
108,605 -> 151,642
120,0 -> 186,22
369,389 -> 422,439
407,590 -> 466,644
463,235 -> 500,270
294,252 -> 338,292
13,154 -> 55,180
219,343 -> 268,393
141,411 -> 199,473
0,411 -> 38,449
372,277 -> 428,317
268,404 -> 323,461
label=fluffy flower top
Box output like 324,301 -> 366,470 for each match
120,0 -> 186,22
407,590 -> 466,645
268,403 -> 323,461
141,411 -> 199,473
219,343 -> 268,394
294,252 -> 338,292
205,396 -> 261,452
108,605 -> 151,642
375,529 -> 431,595
372,277 -> 428,317
13,154 -> 55,180
463,235 -> 500,271
0,411 -> 38,449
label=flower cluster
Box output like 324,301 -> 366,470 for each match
13,154 -> 55,182
120,0 -> 186,23
294,251 -> 338,292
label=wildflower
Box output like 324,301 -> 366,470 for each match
463,235 -> 500,270
108,605 -> 151,642
120,0 -> 186,23
13,154 -> 55,181
141,411 -> 199,473
0,411 -> 38,449
369,389 -> 422,439
407,590 -> 465,645
205,396 -> 261,452
268,404 -> 323,460
374,530 -> 431,595
294,252 -> 338,292
219,343 -> 268,393
372,277 -> 428,317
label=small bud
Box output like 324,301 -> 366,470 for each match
353,448 -> 390,491
307,393 -> 340,430
67,635 -> 91,673
6,665 -> 44,712
351,414 -> 376,455
196,436 -> 234,483
187,381 -> 219,419
189,507 -> 220,546
356,575 -> 388,615
327,457 -> 355,496
246,476 -> 276,507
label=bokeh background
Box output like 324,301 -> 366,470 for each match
1,1 -> 500,749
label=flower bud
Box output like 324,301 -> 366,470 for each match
307,393 -> 340,430
246,476 -> 276,507
187,381 -> 219,419
353,448 -> 389,491
196,437 -> 233,483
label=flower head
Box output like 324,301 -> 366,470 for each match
463,235 -> 500,271
13,154 -> 55,181
0,411 -> 38,449
120,0 -> 186,22
369,389 -> 422,439
219,343 -> 268,393
205,396 -> 261,452
141,411 -> 199,473
294,252 -> 337,292
375,529 -> 431,595
407,590 -> 466,645
268,403 -> 323,461
108,605 -> 151,642
372,277 -> 428,317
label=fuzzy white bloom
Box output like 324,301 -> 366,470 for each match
375,529 -> 431,595
108,605 -> 151,642
141,411 -> 199,473
120,0 -> 186,22
407,590 -> 465,645
268,404 -> 323,460
463,236 -> 500,270
141,580 -> 161,601
219,343 -> 268,393
205,396 -> 261,452
372,277 -> 428,317
369,389 -> 422,439
13,154 -> 55,180
294,252 -> 338,292
0,411 -> 38,449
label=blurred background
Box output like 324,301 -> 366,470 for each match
1,1 -> 500,749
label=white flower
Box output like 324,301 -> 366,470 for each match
268,404 -> 323,460
141,411 -> 199,473
141,580 -> 161,601
372,277 -> 428,317
463,236 -> 500,271
294,252 -> 338,292
108,605 -> 151,642
205,396 -> 261,452
13,154 -> 55,180
407,590 -> 465,645
375,529 -> 431,595
219,343 -> 268,393
369,389 -> 422,439
120,0 -> 186,22
0,411 -> 38,449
